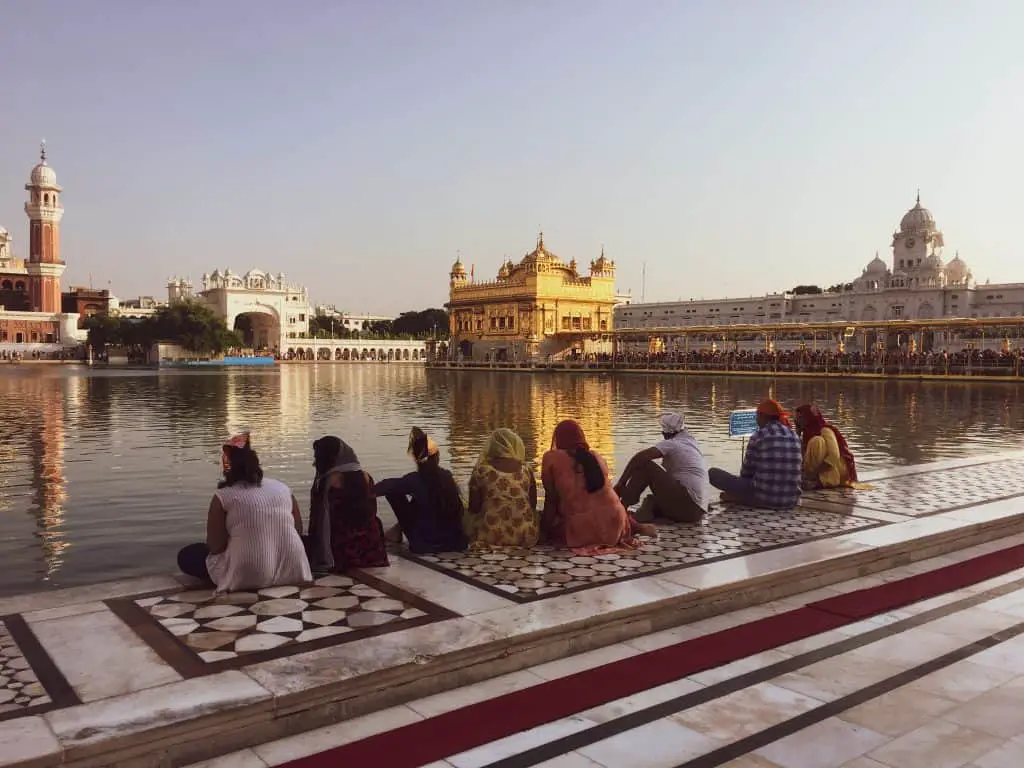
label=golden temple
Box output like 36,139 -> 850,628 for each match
445,233 -> 619,361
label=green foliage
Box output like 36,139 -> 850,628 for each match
791,284 -> 824,295
826,282 -> 855,293
306,309 -> 449,339
86,299 -> 243,355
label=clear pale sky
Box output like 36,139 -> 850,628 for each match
0,1 -> 1021,314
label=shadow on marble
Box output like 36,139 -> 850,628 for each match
401,505 -> 881,602
106,573 -> 454,678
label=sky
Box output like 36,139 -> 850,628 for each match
0,1 -> 1022,314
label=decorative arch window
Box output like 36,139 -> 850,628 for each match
14,281 -> 25,291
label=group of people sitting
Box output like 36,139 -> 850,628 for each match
177,401 -> 858,593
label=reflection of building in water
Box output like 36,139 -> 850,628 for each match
443,372 -> 616,475
447,233 -> 621,362
33,383 -> 67,575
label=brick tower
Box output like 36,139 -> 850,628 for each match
24,141 -> 65,313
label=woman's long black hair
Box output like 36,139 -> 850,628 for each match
410,430 -> 464,528
219,445 -> 263,488
573,448 -> 606,494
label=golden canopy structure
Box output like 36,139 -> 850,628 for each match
446,233 -> 620,362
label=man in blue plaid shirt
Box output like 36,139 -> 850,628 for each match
708,399 -> 802,509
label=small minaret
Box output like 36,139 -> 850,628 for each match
24,141 -> 66,313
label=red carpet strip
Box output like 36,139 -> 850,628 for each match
280,542 -> 1024,768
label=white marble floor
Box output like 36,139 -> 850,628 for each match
193,532 -> 1024,768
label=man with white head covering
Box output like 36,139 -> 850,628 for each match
613,412 -> 709,523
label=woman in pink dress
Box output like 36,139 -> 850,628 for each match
540,420 -> 655,549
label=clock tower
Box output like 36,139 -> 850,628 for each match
24,142 -> 65,314
891,191 -> 944,273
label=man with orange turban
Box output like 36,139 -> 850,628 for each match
707,399 -> 803,509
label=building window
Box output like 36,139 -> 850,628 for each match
891,306 -> 904,318
498,317 -> 506,330
490,317 -> 497,329
583,317 -> 592,330
561,317 -> 571,330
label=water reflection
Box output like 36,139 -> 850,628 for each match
1,365 -> 1023,596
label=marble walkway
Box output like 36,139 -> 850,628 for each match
191,532 -> 1024,768
0,452 -> 1023,767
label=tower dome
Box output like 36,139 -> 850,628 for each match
28,141 -> 59,188
450,255 -> 467,283
900,193 -> 936,234
865,253 -> 887,274
946,252 -> 971,283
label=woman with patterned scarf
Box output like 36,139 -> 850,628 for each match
377,428 -> 468,553
466,428 -> 539,547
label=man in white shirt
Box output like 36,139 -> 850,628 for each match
613,412 -> 709,523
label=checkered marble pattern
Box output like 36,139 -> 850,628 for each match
136,574 -> 430,663
804,457 -> 1024,516
406,505 -> 879,601
0,620 -> 50,715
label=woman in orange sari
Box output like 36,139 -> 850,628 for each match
541,419 -> 654,549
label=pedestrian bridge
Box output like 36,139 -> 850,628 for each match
282,338 -> 429,362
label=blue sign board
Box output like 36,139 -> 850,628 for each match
728,409 -> 758,439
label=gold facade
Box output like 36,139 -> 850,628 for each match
446,233 -> 619,361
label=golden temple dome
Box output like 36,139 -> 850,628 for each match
899,192 -> 936,234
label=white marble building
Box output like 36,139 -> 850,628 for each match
167,270 -> 310,352
616,196 -> 1024,330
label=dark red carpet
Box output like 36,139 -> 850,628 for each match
280,541 -> 1024,768
808,543 -> 1024,619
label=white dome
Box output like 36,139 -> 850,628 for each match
946,253 -> 969,278
865,255 -> 887,273
900,195 -> 936,233
921,252 -> 943,270
30,162 -> 57,187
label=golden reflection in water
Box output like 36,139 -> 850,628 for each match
446,372 -> 616,474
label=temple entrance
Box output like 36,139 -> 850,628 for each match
232,311 -> 277,351
458,340 -> 473,359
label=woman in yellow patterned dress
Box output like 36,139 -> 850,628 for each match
465,428 -> 539,547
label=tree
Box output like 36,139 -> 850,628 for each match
826,282 -> 854,293
151,300 -> 241,353
391,308 -> 449,338
791,285 -> 824,295
83,313 -> 123,352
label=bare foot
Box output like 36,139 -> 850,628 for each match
719,491 -> 744,503
635,523 -> 658,538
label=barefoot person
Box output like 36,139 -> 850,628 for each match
177,434 -> 311,592
794,404 -> 858,489
614,413 -> 708,523
541,419 -> 654,548
708,399 -> 803,509
377,428 -> 468,553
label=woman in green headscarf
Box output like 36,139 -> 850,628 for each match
466,428 -> 539,547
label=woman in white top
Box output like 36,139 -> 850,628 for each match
177,436 -> 312,592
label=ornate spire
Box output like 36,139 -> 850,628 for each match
537,230 -> 544,250
915,188 -> 921,206
40,139 -> 47,164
